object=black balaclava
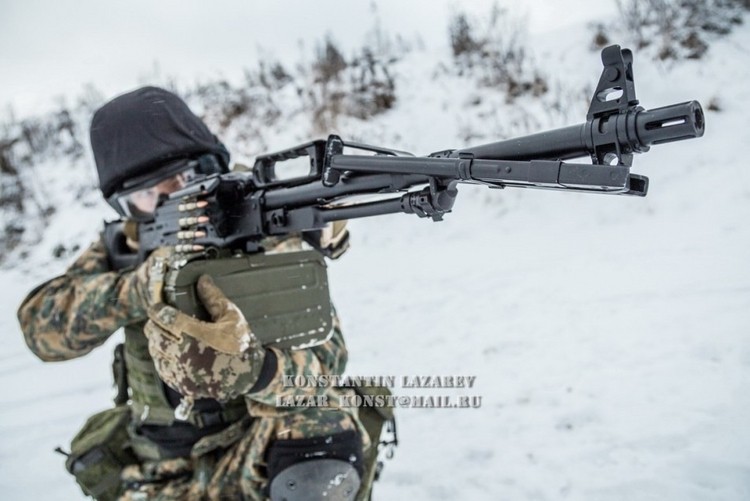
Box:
[90,86,229,199]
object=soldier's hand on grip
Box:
[143,275,266,404]
[146,275,255,355]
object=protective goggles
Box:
[107,155,222,220]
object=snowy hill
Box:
[1,2,749,500]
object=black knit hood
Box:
[90,86,229,198]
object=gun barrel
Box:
[457,124,587,161]
[635,101,705,146]
[457,100,704,162]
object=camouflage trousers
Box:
[119,403,365,501]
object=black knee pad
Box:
[269,459,360,501]
[266,430,363,501]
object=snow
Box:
[1,2,750,500]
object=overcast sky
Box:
[1,0,616,115]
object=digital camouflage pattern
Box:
[18,239,147,361]
[143,274,266,404]
[17,240,176,362]
[120,457,193,500]
[17,233,370,500]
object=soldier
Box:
[17,86,373,500]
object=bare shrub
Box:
[450,13,482,58]
[591,23,611,49]
[447,4,548,102]
[614,0,748,59]
[256,61,293,91]
[0,133,56,261]
[313,37,348,84]
[707,96,722,111]
[346,48,396,118]
[304,28,402,133]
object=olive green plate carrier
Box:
[166,250,334,350]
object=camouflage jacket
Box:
[17,237,368,498]
[18,238,147,361]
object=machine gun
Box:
[137,45,704,349]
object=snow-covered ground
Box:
[1,3,749,500]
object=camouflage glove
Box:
[147,274,255,354]
[144,275,266,415]
[319,220,350,259]
[132,247,175,312]
[298,221,350,259]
